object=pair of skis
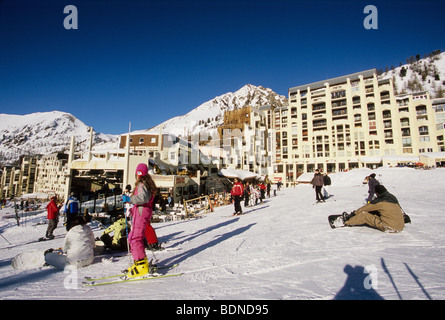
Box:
[83,263,181,286]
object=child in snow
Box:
[100,215,129,252]
[44,216,95,269]
[125,163,157,278]
[122,184,133,217]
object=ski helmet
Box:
[135,163,148,177]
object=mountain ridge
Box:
[2,51,444,165]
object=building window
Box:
[400,118,410,127]
[419,126,429,135]
[402,137,412,147]
[402,128,411,137]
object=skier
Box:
[145,223,161,251]
[311,169,324,203]
[64,192,79,231]
[44,216,95,269]
[100,215,129,252]
[342,185,405,232]
[366,173,380,203]
[125,163,157,278]
[231,178,244,215]
[45,196,59,240]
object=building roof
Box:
[289,69,376,94]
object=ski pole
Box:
[0,233,11,245]
[124,207,132,264]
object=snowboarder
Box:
[64,192,79,231]
[125,163,157,278]
[311,169,324,203]
[366,173,380,203]
[337,185,405,232]
[100,215,129,252]
[45,196,59,240]
[231,178,244,215]
[44,216,95,269]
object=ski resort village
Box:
[1,52,445,301]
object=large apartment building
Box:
[273,69,443,183]
[0,156,39,199]
[33,152,69,200]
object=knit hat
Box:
[375,185,387,194]
[136,163,148,177]
[369,173,376,178]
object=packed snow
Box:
[1,167,444,300]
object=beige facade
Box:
[0,156,39,199]
[273,69,442,184]
[33,153,69,200]
[215,105,274,176]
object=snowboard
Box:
[328,214,345,229]
[11,249,46,270]
[404,213,411,224]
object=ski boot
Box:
[342,211,355,222]
[147,242,162,251]
[125,257,150,279]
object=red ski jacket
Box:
[231,182,244,197]
[46,199,59,220]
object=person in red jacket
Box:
[45,196,60,239]
[259,182,266,203]
[231,178,244,215]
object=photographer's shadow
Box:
[333,264,384,300]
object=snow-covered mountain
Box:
[380,51,445,98]
[0,111,117,165]
[145,84,288,136]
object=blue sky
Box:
[1,0,444,135]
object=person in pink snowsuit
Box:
[128,164,156,264]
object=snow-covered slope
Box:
[146,84,288,136]
[1,167,444,300]
[380,51,445,97]
[0,111,118,164]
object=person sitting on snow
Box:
[44,216,95,269]
[100,215,129,252]
[342,185,405,233]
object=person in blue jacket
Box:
[65,192,79,231]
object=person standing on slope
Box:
[231,178,244,216]
[126,163,157,278]
[311,169,324,203]
[366,173,380,203]
[45,196,60,240]
[64,192,79,231]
